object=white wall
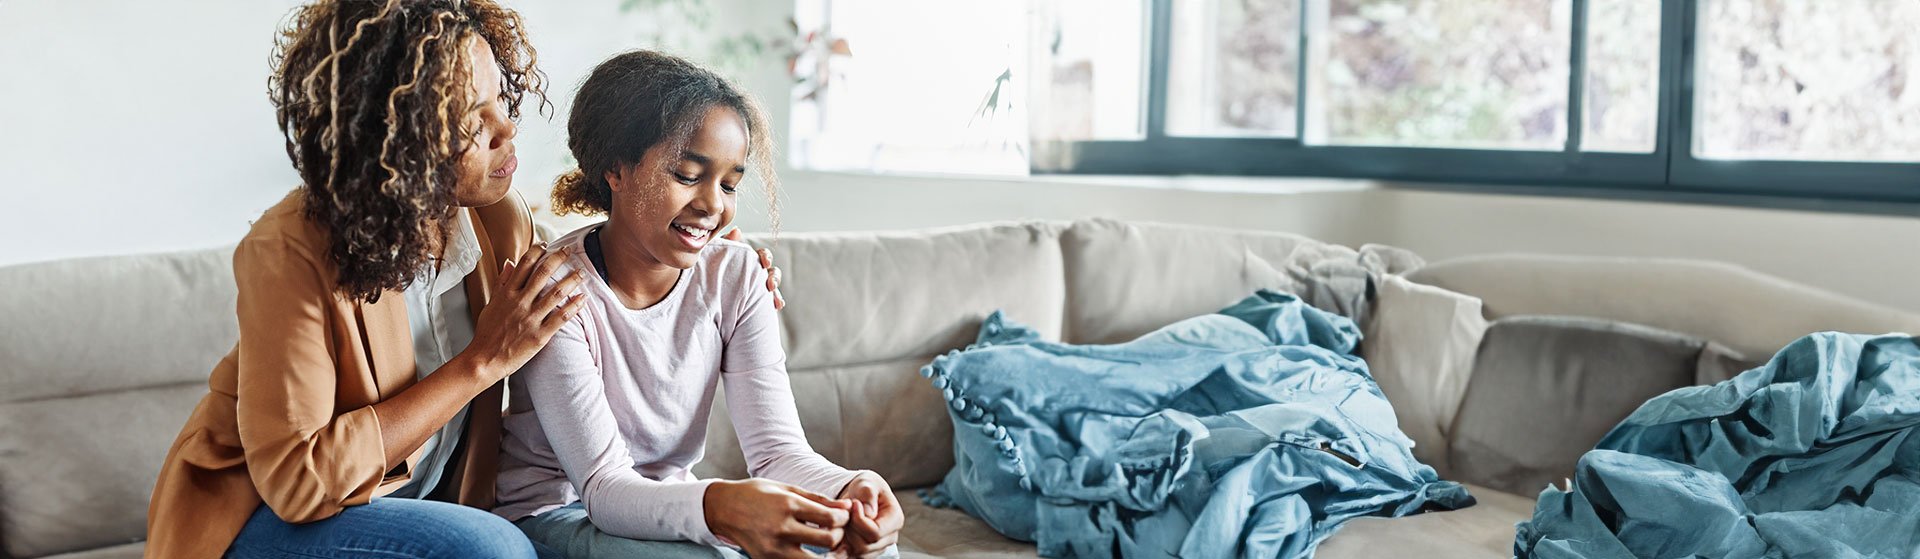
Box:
[4,0,1917,313]
[0,1,304,266]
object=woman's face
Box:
[605,104,749,271]
[452,37,519,207]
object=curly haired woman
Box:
[142,2,782,557]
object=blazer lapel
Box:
[360,291,414,398]
[440,205,508,508]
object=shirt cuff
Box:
[676,479,728,547]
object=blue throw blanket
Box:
[1516,333,1920,558]
[921,290,1473,558]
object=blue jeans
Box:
[227,497,560,559]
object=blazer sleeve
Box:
[231,236,389,523]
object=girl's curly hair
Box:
[549,50,778,234]
[270,0,546,303]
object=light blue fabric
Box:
[921,290,1473,559]
[1515,333,1920,558]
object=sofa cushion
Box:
[1446,316,1747,496]
[1360,275,1488,478]
[1312,483,1536,559]
[1406,254,1920,358]
[37,542,144,559]
[1059,219,1355,345]
[694,356,957,489]
[0,247,237,403]
[748,223,1065,371]
[0,383,204,558]
[893,482,1534,559]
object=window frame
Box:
[1035,0,1920,203]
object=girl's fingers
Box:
[789,496,850,529]
[783,520,841,550]
[844,508,883,542]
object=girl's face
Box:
[452,37,520,207]
[605,104,749,270]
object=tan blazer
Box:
[144,190,532,558]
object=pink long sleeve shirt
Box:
[493,225,860,545]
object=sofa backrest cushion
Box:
[1360,275,1489,478]
[0,247,237,404]
[1059,219,1360,345]
[1446,315,1756,496]
[1407,254,1920,358]
[699,223,1068,488]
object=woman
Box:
[493,51,905,559]
[144,2,783,557]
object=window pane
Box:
[789,0,1028,174]
[1167,0,1300,138]
[1581,0,1660,153]
[1695,0,1920,162]
[1312,0,1572,149]
[1032,0,1148,141]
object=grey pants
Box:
[515,503,748,559]
[514,502,902,559]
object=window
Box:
[787,0,1029,175]
[1693,0,1920,162]
[1311,0,1572,149]
[796,0,1920,201]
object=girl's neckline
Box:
[582,224,690,316]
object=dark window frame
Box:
[1033,0,1920,203]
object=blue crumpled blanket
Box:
[1516,333,1920,558]
[920,290,1474,558]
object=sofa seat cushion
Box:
[38,542,145,559]
[894,483,1532,559]
[0,383,204,558]
[1313,482,1536,559]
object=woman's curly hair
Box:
[549,50,778,233]
[270,0,546,303]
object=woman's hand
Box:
[723,229,784,310]
[834,472,904,558]
[705,479,854,559]
[465,243,586,381]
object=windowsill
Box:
[783,167,1920,218]
[783,167,1384,196]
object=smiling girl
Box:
[492,51,905,559]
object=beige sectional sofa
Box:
[3,218,1916,559]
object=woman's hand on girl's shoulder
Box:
[723,229,784,310]
[464,243,587,381]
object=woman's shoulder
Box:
[697,238,764,283]
[237,189,328,262]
